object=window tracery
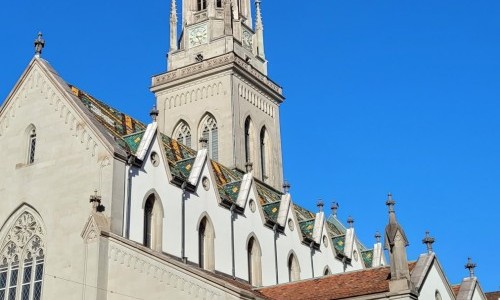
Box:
[174,122,192,148]
[200,115,218,161]
[26,126,37,165]
[0,211,45,300]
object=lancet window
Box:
[144,194,163,251]
[174,121,192,148]
[244,117,254,165]
[288,253,300,282]
[247,237,262,286]
[260,127,270,182]
[200,115,218,161]
[0,211,45,300]
[198,216,215,271]
[27,126,37,165]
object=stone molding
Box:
[152,52,283,96]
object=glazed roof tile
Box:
[361,249,374,268]
[332,235,346,255]
[69,85,355,252]
[258,262,417,300]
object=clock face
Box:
[189,25,208,48]
[242,30,253,50]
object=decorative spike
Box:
[255,0,265,58]
[317,199,324,212]
[283,180,291,194]
[34,32,45,58]
[422,231,435,254]
[347,216,354,228]
[150,105,159,122]
[465,257,477,278]
[245,161,253,173]
[375,231,381,243]
[331,201,339,217]
[169,0,178,51]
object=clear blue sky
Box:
[1,0,499,292]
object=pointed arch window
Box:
[244,117,255,165]
[144,195,163,251]
[201,115,218,161]
[323,266,331,276]
[288,253,300,282]
[260,127,271,182]
[174,121,192,148]
[27,126,37,165]
[0,211,45,300]
[197,0,207,11]
[247,237,262,286]
[198,217,215,271]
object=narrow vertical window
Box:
[288,254,300,282]
[198,216,215,271]
[144,198,153,248]
[8,262,19,300]
[244,117,252,164]
[247,237,262,286]
[28,127,37,164]
[143,195,163,251]
[200,115,218,161]
[260,127,271,182]
[216,0,222,8]
[0,263,7,300]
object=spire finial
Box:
[34,32,45,58]
[283,180,291,194]
[465,257,476,278]
[347,216,354,228]
[386,193,395,212]
[245,161,253,173]
[254,0,265,58]
[89,190,104,212]
[331,201,339,217]
[150,105,159,122]
[317,199,324,212]
[199,137,208,149]
[169,0,178,52]
[422,231,435,254]
[375,231,381,243]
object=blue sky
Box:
[1,0,499,292]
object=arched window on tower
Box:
[244,117,255,166]
[0,209,45,300]
[260,127,271,182]
[173,121,192,148]
[26,125,37,164]
[197,0,207,11]
[288,253,300,282]
[144,194,163,251]
[200,114,218,161]
[247,237,262,286]
[198,216,215,271]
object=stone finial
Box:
[386,193,395,212]
[199,137,208,149]
[347,216,354,228]
[465,257,476,278]
[375,231,381,243]
[422,231,435,254]
[317,199,324,212]
[89,190,104,212]
[331,201,339,217]
[245,161,253,173]
[255,0,265,58]
[283,180,291,194]
[34,32,45,58]
[149,105,159,122]
[169,0,178,51]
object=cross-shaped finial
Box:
[375,231,381,243]
[386,193,395,213]
[245,161,253,173]
[150,105,159,122]
[422,231,435,254]
[317,199,324,212]
[199,137,208,149]
[283,180,291,194]
[331,201,339,217]
[34,32,45,58]
[465,257,476,278]
[89,190,103,212]
[347,216,354,228]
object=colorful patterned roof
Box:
[332,235,346,255]
[68,84,359,257]
[361,250,374,268]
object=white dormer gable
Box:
[135,122,158,161]
[188,148,208,186]
[236,172,253,208]
[277,193,291,227]
[312,211,325,244]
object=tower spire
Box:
[384,194,410,282]
[169,0,178,52]
[255,0,265,58]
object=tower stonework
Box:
[151,0,284,189]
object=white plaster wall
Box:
[418,263,455,300]
[0,61,119,299]
[471,286,487,300]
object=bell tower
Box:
[151,0,284,190]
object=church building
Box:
[0,0,490,299]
